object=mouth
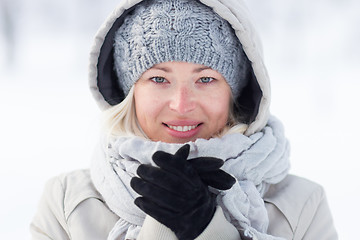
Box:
[163,123,202,132]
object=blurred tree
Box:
[1,0,16,66]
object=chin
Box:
[164,135,211,144]
[163,138,195,144]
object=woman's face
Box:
[134,61,232,143]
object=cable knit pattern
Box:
[113,0,250,98]
[91,116,290,240]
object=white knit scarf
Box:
[91,116,290,240]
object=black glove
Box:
[187,155,236,191]
[130,144,236,240]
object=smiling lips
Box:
[167,124,199,132]
[163,122,202,138]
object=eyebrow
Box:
[193,66,211,73]
[152,66,172,72]
[151,66,212,73]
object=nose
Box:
[169,85,196,115]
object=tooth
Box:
[168,125,198,132]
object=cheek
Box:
[212,103,230,125]
[208,90,231,119]
[134,87,149,127]
[134,87,163,126]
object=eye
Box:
[198,77,215,83]
[150,76,167,83]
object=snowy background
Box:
[1,0,359,238]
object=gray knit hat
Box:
[113,0,250,98]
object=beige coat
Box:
[30,169,337,240]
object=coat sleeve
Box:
[294,186,338,240]
[30,177,71,240]
[137,206,240,240]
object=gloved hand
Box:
[130,144,236,240]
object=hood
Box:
[88,0,271,135]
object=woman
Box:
[31,0,338,239]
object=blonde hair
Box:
[102,86,248,139]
